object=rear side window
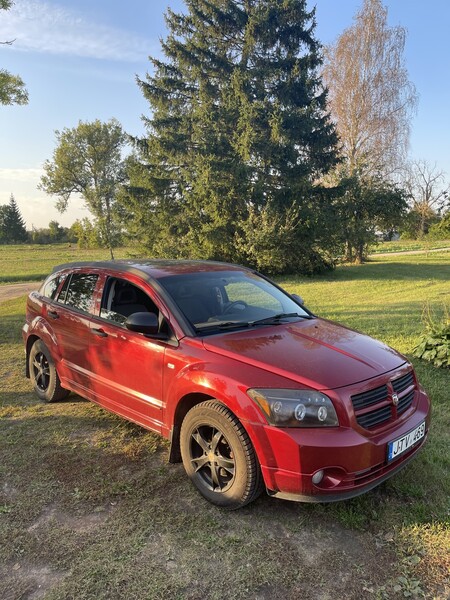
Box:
[42,274,63,300]
[59,273,99,313]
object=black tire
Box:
[29,340,69,403]
[180,401,264,509]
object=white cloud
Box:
[0,1,154,62]
[0,167,44,182]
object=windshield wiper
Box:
[195,321,250,332]
[250,312,312,326]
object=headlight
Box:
[247,388,339,428]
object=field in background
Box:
[1,241,449,283]
[0,245,133,283]
[370,239,450,254]
[0,247,449,599]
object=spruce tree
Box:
[0,194,28,243]
[127,0,339,273]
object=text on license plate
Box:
[387,421,426,462]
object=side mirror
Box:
[291,293,304,305]
[125,312,159,335]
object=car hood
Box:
[202,318,406,390]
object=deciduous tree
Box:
[335,177,407,262]
[404,160,449,237]
[40,119,127,259]
[322,0,417,179]
[321,0,416,262]
[1,1,28,105]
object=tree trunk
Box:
[355,241,365,264]
[344,240,353,263]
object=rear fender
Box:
[25,317,62,374]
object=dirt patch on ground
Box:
[0,563,70,600]
[27,503,114,534]
[0,282,40,303]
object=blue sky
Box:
[0,0,449,229]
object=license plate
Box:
[387,421,426,462]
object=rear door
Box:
[51,271,100,394]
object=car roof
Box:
[51,259,251,280]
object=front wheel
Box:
[180,401,264,509]
[29,340,69,402]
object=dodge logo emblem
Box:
[392,393,399,406]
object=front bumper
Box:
[248,388,430,502]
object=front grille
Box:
[397,389,414,414]
[392,371,414,394]
[351,369,417,430]
[356,405,392,429]
[351,384,388,410]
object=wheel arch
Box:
[168,391,216,463]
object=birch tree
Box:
[323,0,417,179]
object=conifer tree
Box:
[0,194,28,243]
[126,0,339,273]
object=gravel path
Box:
[0,282,40,302]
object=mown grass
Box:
[0,244,134,283]
[369,239,450,254]
[0,250,449,599]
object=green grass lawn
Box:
[0,250,449,599]
[370,239,450,254]
[0,244,134,283]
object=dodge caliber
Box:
[23,260,430,508]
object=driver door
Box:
[87,275,167,433]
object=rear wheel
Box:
[180,401,264,509]
[29,340,69,402]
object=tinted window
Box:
[99,277,158,325]
[42,274,63,300]
[160,270,308,328]
[63,273,99,313]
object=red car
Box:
[23,260,430,508]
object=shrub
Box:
[414,304,450,368]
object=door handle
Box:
[92,328,108,337]
[48,310,59,319]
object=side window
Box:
[42,274,63,300]
[60,273,99,313]
[99,278,158,325]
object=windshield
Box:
[158,270,310,333]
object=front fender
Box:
[164,356,285,470]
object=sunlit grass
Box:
[370,239,450,254]
[0,244,134,283]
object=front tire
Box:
[29,340,69,402]
[180,401,264,509]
